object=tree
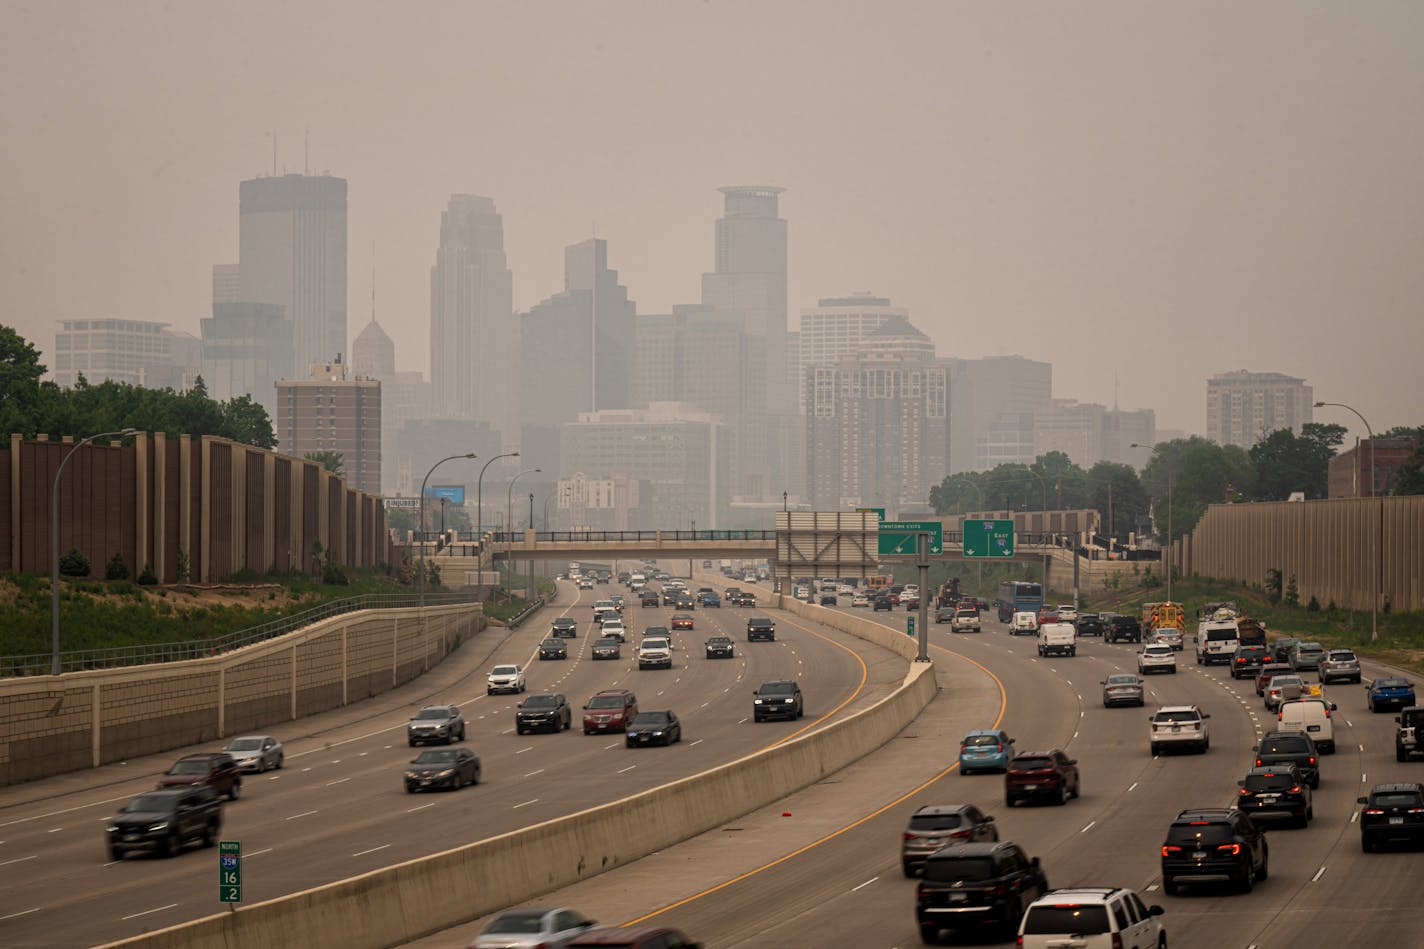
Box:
[0,324,47,434]
[305,451,345,475]
[1085,461,1148,542]
[1141,437,1255,541]
[1248,423,1346,500]
[221,395,277,450]
[1383,426,1424,496]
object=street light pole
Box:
[476,451,519,540]
[506,468,541,599]
[1316,401,1380,641]
[51,428,139,675]
[419,452,476,607]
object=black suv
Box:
[753,680,803,721]
[107,786,222,860]
[1236,764,1313,827]
[1160,808,1268,894]
[1074,613,1104,637]
[915,841,1048,942]
[705,636,735,659]
[551,617,578,638]
[1230,645,1269,679]
[1254,731,1319,789]
[1105,615,1142,643]
[1358,782,1424,851]
[516,693,572,734]
[747,617,776,642]
[639,590,659,607]
[538,637,568,660]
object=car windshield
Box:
[123,794,177,813]
[631,712,669,726]
[1154,710,1200,723]
[1298,643,1322,652]
[1270,677,1302,688]
[588,695,626,709]
[759,682,797,695]
[924,856,997,883]
[1260,737,1309,754]
[1402,710,1424,727]
[1327,650,1356,661]
[485,910,546,934]
[491,665,519,676]
[1372,792,1424,807]
[1144,646,1172,656]
[1245,772,1296,790]
[642,639,668,649]
[645,627,669,636]
[909,813,965,831]
[708,637,730,645]
[1106,675,1139,686]
[1022,905,1110,935]
[1377,678,1410,688]
[595,637,618,646]
[414,708,450,720]
[541,639,563,648]
[225,738,262,751]
[413,750,458,764]
[1207,629,1238,641]
[167,760,211,774]
[523,695,559,708]
[1012,757,1053,770]
[1167,822,1233,845]
[964,734,1001,746]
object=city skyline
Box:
[3,2,1422,442]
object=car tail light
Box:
[1217,843,1242,855]
[1162,845,1182,856]
[916,884,929,899]
[1112,936,1123,949]
[1409,808,1424,814]
[1255,758,1264,766]
[949,829,973,840]
[1290,786,1302,793]
[1308,756,1316,765]
[1364,808,1384,815]
[1238,787,1251,796]
[985,884,1007,896]
[903,832,919,841]
[995,743,1004,752]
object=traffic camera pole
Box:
[916,532,931,662]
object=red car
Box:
[1005,749,1080,806]
[670,614,694,630]
[157,752,243,801]
[583,689,638,735]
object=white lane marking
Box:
[121,903,178,921]
[285,809,318,820]
[0,791,139,829]
[1311,866,1327,883]
[514,746,534,755]
[406,802,437,813]
[524,769,545,778]
[604,742,621,749]
[0,907,41,921]
[617,765,636,774]
[246,847,273,857]
[268,775,281,780]
[690,739,704,747]
[0,854,38,867]
[1359,744,1365,752]
[1127,782,1138,792]
[352,844,390,857]
[325,777,350,787]
[512,799,539,809]
[1350,811,1360,823]
[1145,884,1159,892]
[851,876,879,892]
[1346,721,1353,727]
[46,828,63,833]
[301,767,313,773]
[1363,773,1368,783]
[738,718,749,724]
[1081,821,1096,833]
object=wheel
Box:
[1071,779,1081,799]
[162,831,180,858]
[563,716,571,731]
[516,727,525,736]
[451,773,463,790]
[108,845,123,861]
[1399,745,1408,762]
[1159,934,1168,949]
[459,725,467,740]
[1151,743,1160,756]
[626,740,636,748]
[1006,794,1017,807]
[1309,774,1320,789]
[408,739,417,747]
[1257,847,1269,880]
[1362,835,1376,853]
[256,758,266,774]
[405,785,415,794]
[919,923,940,944]
[1238,860,1255,893]
[903,862,917,879]
[584,728,593,735]
[1162,876,1179,896]
[275,754,284,770]
[1057,784,1070,805]
[228,782,240,802]
[1201,737,1210,753]
[470,766,480,785]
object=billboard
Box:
[426,485,466,505]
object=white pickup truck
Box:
[637,637,672,670]
[1037,622,1077,658]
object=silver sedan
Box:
[469,907,598,948]
[222,735,284,772]
[1102,673,1146,708]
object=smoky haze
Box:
[1,0,1422,439]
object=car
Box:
[1018,887,1166,949]
[404,747,481,792]
[106,786,222,859]
[599,618,627,641]
[487,664,526,695]
[794,585,812,601]
[662,589,680,606]
[591,600,618,623]
[1230,644,1269,679]
[1264,674,1305,711]
[608,594,625,611]
[1105,614,1142,643]
[901,594,919,610]
[752,680,804,721]
[1137,643,1177,675]
[852,592,870,608]
[1074,613,1104,637]
[591,635,622,660]
[1236,763,1313,827]
[157,752,242,800]
[637,636,673,670]
[1271,637,1300,664]
[1367,676,1416,712]
[516,693,572,733]
[1160,808,1268,894]
[638,591,659,607]
[1318,648,1361,684]
[950,605,981,633]
[1276,697,1337,753]
[565,926,701,949]
[550,617,578,639]
[1396,706,1424,761]
[538,637,568,660]
[577,577,594,589]
[1150,627,1184,651]
[704,636,734,659]
[746,616,776,642]
[1358,782,1424,851]
[933,605,954,624]
[1101,672,1146,708]
[819,592,838,606]
[1055,605,1078,623]
[872,595,893,611]
[958,728,1015,773]
[1290,641,1325,671]
[700,592,722,608]
[915,841,1048,943]
[1005,749,1080,806]
[642,624,672,644]
[1149,705,1210,754]
[1009,611,1039,636]
[673,594,696,611]
[1255,661,1293,696]
[900,803,998,877]
[469,907,599,949]
[670,613,694,631]
[1036,607,1059,625]
[1255,731,1319,788]
[626,710,681,747]
[222,735,284,773]
[583,689,638,735]
[408,705,467,746]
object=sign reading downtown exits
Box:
[877,520,943,556]
[219,840,241,903]
[963,519,1015,558]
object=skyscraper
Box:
[430,195,515,437]
[54,318,202,391]
[238,174,348,372]
[797,292,908,412]
[948,355,1053,472]
[200,302,293,418]
[275,358,382,494]
[1206,370,1313,449]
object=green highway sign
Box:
[855,507,886,521]
[219,840,241,903]
[963,519,1015,558]
[906,615,916,637]
[878,520,943,556]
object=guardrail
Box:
[0,591,481,678]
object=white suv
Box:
[486,664,526,695]
[1149,705,1211,754]
[1018,887,1166,949]
[1138,643,1177,675]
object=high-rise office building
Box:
[1206,370,1313,449]
[238,174,348,372]
[275,359,382,494]
[200,302,293,417]
[806,317,951,513]
[797,292,908,412]
[212,264,241,306]
[430,195,515,437]
[948,355,1053,472]
[53,318,202,391]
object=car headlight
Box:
[106,824,120,832]
[627,731,637,737]
[784,698,795,704]
[405,771,420,779]
[438,769,455,778]
[754,699,764,704]
[652,731,663,736]
[149,822,169,832]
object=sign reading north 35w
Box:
[878,521,943,556]
[963,519,1015,558]
[219,840,241,903]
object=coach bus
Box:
[996,580,1044,622]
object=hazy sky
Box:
[3,1,1422,440]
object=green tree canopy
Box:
[1382,425,1424,496]
[1141,437,1255,541]
[1248,423,1346,501]
[305,450,345,475]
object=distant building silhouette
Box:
[948,355,1053,472]
[212,264,241,306]
[276,358,381,494]
[1033,399,1156,470]
[797,292,907,413]
[201,302,293,418]
[1206,369,1313,449]
[53,318,201,391]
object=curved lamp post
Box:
[1315,401,1380,641]
[420,452,476,606]
[52,428,139,675]
[505,468,541,544]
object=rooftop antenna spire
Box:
[370,240,376,325]
[304,128,309,175]
[1113,370,1120,410]
[271,132,277,176]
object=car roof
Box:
[926,841,1012,858]
[1157,705,1200,713]
[1011,749,1061,758]
[1173,807,1235,822]
[1032,887,1129,903]
[964,728,1005,736]
[1368,782,1424,794]
[176,752,226,761]
[912,803,973,817]
[1247,763,1299,776]
[592,688,633,698]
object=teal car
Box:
[959,729,1015,774]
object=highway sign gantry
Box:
[878,521,943,556]
[963,519,1015,558]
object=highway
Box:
[0,574,905,948]
[409,594,1424,948]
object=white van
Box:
[1037,622,1077,658]
[1194,619,1240,665]
[1010,611,1039,636]
[1277,697,1337,753]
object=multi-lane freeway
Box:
[0,574,907,948]
[408,578,1424,948]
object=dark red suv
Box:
[583,689,638,735]
[1005,749,1080,807]
[157,752,242,801]
[567,926,701,948]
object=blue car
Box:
[700,593,722,608]
[958,729,1016,774]
[1367,677,1416,713]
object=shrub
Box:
[59,548,91,578]
[1307,595,1320,612]
[1284,575,1300,608]
[1265,568,1283,605]
[105,553,130,581]
[176,548,190,582]
[137,563,158,585]
[321,562,350,585]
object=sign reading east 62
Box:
[962,519,1015,558]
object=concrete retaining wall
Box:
[99,603,937,949]
[0,604,483,786]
